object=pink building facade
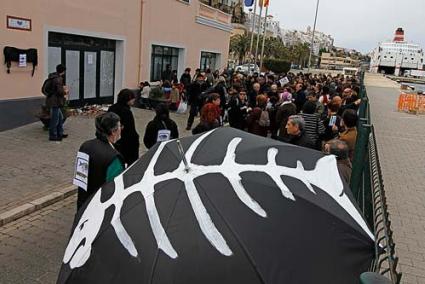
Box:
[0,0,231,130]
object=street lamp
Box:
[308,0,320,72]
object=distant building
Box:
[370,28,424,75]
[245,11,282,38]
[320,53,360,70]
[281,27,334,55]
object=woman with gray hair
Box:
[74,112,125,209]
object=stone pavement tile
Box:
[0,109,192,216]
[0,195,78,284]
[366,74,425,280]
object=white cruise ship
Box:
[370,28,424,75]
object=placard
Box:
[18,54,27,67]
[73,152,90,191]
[7,16,32,31]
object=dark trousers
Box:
[186,104,199,128]
[49,107,64,139]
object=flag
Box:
[244,0,254,6]
[258,0,269,7]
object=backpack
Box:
[41,77,56,97]
[258,110,270,127]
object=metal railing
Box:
[351,72,402,283]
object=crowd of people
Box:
[69,66,363,208]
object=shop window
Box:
[150,45,179,82]
[200,51,218,72]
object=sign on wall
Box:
[7,16,32,31]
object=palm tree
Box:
[229,34,251,64]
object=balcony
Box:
[196,2,233,32]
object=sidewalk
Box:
[0,108,192,221]
[365,73,425,284]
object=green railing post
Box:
[350,123,371,205]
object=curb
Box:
[0,185,77,227]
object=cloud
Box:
[259,0,425,53]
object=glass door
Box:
[84,51,97,99]
[65,50,80,101]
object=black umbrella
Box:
[58,127,374,284]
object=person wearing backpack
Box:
[43,64,68,141]
[246,94,269,137]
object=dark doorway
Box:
[48,32,116,107]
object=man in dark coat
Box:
[278,115,315,150]
[108,89,140,165]
[228,91,249,130]
[294,83,306,113]
[144,103,179,149]
[186,74,208,130]
[180,68,192,93]
[46,64,68,141]
[161,64,172,82]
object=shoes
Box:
[62,134,69,138]
[49,137,62,141]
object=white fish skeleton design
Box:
[63,130,374,269]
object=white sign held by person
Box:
[279,77,289,86]
[73,152,90,191]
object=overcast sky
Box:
[260,0,425,53]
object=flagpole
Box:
[308,0,320,72]
[248,0,258,63]
[254,2,263,67]
[259,5,269,71]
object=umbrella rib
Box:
[148,183,185,284]
[196,182,267,284]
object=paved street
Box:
[365,73,425,284]
[0,195,76,284]
[0,108,192,215]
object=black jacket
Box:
[143,118,179,149]
[228,96,248,130]
[180,73,192,90]
[45,72,66,108]
[278,131,316,150]
[77,138,124,209]
[192,121,219,135]
[188,81,208,106]
[108,103,140,165]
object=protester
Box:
[339,109,358,161]
[139,81,152,109]
[321,102,342,143]
[228,89,249,130]
[276,92,297,139]
[45,64,68,141]
[161,64,172,82]
[324,139,352,184]
[186,74,208,130]
[180,68,192,93]
[108,89,140,166]
[192,102,220,135]
[246,94,269,137]
[301,101,325,150]
[143,103,179,149]
[293,83,307,113]
[75,112,125,209]
[279,115,315,149]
